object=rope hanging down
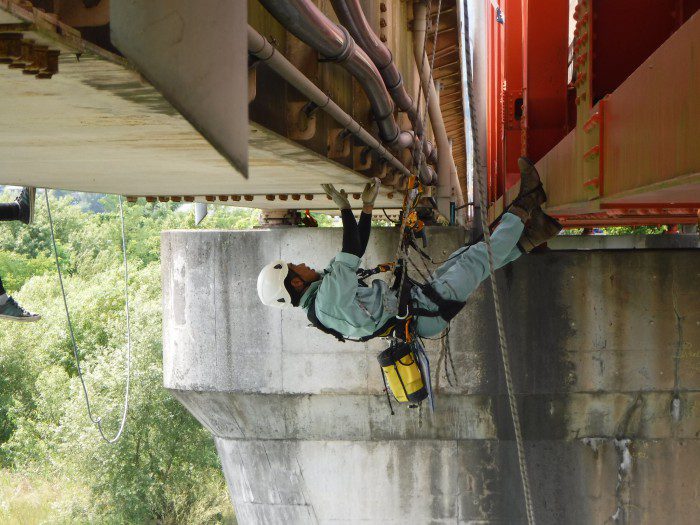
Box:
[393,0,443,271]
[463,4,535,524]
[45,191,133,445]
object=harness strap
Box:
[306,262,466,342]
[395,261,466,322]
[306,295,346,342]
[306,294,397,343]
[414,282,466,322]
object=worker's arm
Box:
[358,211,371,256]
[323,178,380,258]
[321,184,363,258]
[358,178,380,256]
[315,251,366,329]
[340,209,363,257]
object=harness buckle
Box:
[396,305,410,320]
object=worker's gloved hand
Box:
[322,184,351,210]
[361,177,381,207]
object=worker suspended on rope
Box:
[257,158,562,341]
[0,187,41,322]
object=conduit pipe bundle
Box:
[330,0,437,166]
[258,0,435,185]
[248,26,412,180]
[258,0,405,147]
[413,2,463,213]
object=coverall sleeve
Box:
[358,211,372,257]
[315,252,362,316]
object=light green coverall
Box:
[301,212,524,339]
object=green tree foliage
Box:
[0,190,260,523]
[562,225,669,236]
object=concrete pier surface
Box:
[161,228,699,524]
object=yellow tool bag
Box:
[377,341,429,406]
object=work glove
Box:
[361,177,381,207]
[321,184,351,210]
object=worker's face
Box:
[288,263,321,292]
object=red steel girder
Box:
[521,0,569,164]
[591,0,699,105]
[536,9,700,226]
[487,0,569,207]
[559,217,699,227]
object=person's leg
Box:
[431,212,524,297]
[413,311,449,337]
[413,212,524,336]
[432,212,526,279]
[0,187,35,224]
[431,245,469,278]
[501,244,523,267]
[0,202,19,221]
[0,272,40,322]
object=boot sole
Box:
[0,313,41,322]
[18,187,35,225]
[517,211,562,253]
[543,211,563,233]
[517,157,542,182]
[511,184,547,212]
[517,156,537,173]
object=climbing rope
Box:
[463,4,535,524]
[45,190,132,444]
[392,0,443,281]
[488,0,505,24]
[380,14,534,521]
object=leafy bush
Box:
[0,191,248,523]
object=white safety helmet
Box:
[257,260,293,309]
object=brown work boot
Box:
[509,157,547,220]
[518,207,563,253]
[517,157,546,204]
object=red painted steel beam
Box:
[488,1,699,227]
[535,9,700,226]
[601,202,700,210]
[521,0,569,163]
[602,13,700,198]
[558,216,699,227]
[486,6,501,203]
[592,0,699,104]
[554,205,700,227]
[502,0,524,191]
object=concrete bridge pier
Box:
[161,228,700,524]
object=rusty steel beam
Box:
[247,26,411,180]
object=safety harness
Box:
[304,260,466,344]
